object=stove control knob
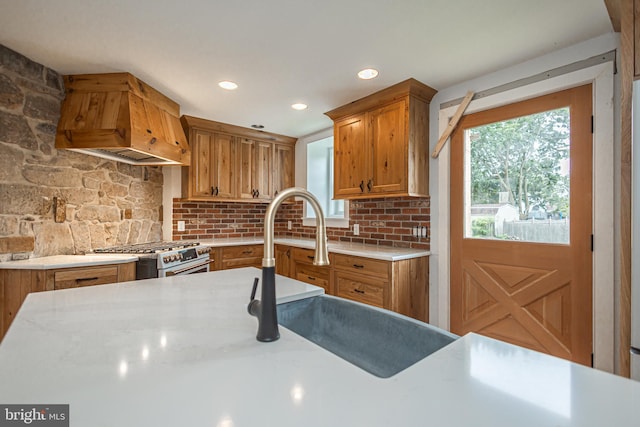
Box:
[163,256,171,264]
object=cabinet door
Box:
[273,144,294,196]
[191,130,215,197]
[237,138,255,199]
[333,114,370,198]
[274,245,292,277]
[369,99,407,194]
[212,133,236,199]
[253,141,273,200]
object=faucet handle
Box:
[250,277,259,301]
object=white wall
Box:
[428,32,620,372]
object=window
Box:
[304,135,348,226]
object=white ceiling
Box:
[0,0,613,139]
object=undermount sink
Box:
[277,295,458,378]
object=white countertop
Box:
[0,254,138,269]
[202,237,430,261]
[0,267,637,426]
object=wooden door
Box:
[370,99,407,195]
[212,133,236,198]
[450,85,593,365]
[273,144,294,196]
[333,113,369,198]
[237,138,255,199]
[253,141,273,200]
[191,130,214,197]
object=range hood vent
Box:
[55,73,191,166]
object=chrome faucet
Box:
[248,187,329,342]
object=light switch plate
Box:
[353,224,359,236]
[177,220,185,232]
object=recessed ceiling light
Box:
[357,68,379,80]
[291,103,308,110]
[218,81,238,90]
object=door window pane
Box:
[464,107,570,244]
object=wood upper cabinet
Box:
[334,114,369,198]
[273,144,295,196]
[326,78,436,199]
[237,139,273,201]
[188,130,236,199]
[181,116,295,202]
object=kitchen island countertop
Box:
[0,267,638,426]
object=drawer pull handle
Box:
[307,255,314,261]
[354,288,365,294]
[76,277,98,282]
[307,276,316,281]
[359,180,365,192]
[352,264,365,269]
[242,251,253,255]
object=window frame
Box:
[296,128,349,228]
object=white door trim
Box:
[434,62,615,372]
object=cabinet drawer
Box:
[222,257,262,270]
[54,265,119,290]
[295,264,330,292]
[332,253,389,277]
[291,247,318,264]
[334,271,388,308]
[221,245,264,260]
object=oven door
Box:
[159,258,210,278]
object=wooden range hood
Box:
[55,73,191,166]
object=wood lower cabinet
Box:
[207,243,429,322]
[292,247,331,293]
[333,254,390,308]
[332,253,429,322]
[216,245,263,270]
[275,244,292,277]
[0,261,135,341]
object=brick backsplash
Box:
[173,196,430,250]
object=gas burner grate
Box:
[93,241,200,254]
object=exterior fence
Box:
[502,219,569,244]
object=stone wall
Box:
[0,45,163,260]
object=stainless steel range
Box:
[93,241,212,279]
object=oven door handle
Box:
[170,259,210,275]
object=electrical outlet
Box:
[288,220,292,230]
[413,226,419,237]
[421,226,427,238]
[177,220,185,232]
[353,223,360,236]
